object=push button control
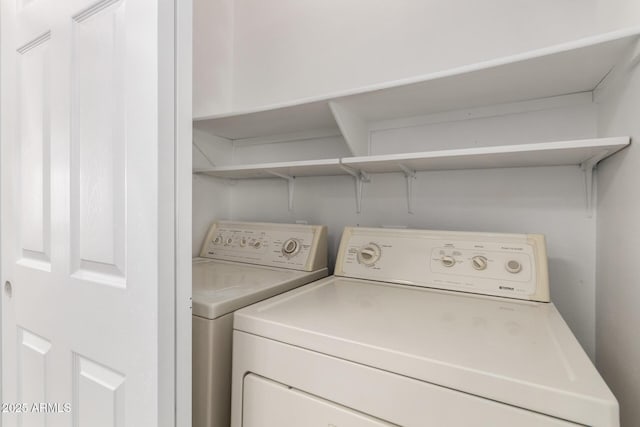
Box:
[506,260,522,274]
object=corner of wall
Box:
[595,35,640,427]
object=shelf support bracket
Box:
[399,164,417,214]
[581,162,595,218]
[580,160,596,218]
[340,164,370,213]
[267,171,295,212]
[580,149,610,218]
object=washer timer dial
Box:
[281,238,301,258]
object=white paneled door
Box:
[1,0,177,425]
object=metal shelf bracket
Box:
[340,164,371,213]
[580,161,596,218]
[267,171,295,211]
[398,164,417,214]
[580,150,609,218]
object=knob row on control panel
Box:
[440,255,522,274]
[336,227,547,302]
[213,235,263,248]
[356,244,524,275]
[212,234,307,259]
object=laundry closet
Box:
[190,1,640,426]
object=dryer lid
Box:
[234,277,618,427]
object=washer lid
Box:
[234,277,618,427]
[192,259,326,320]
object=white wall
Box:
[370,96,597,154]
[596,0,640,32]
[595,41,640,427]
[594,3,640,426]
[231,0,596,109]
[193,0,233,117]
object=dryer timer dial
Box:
[357,243,382,266]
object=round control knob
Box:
[281,238,300,257]
[471,255,488,271]
[253,240,262,249]
[225,237,234,245]
[441,255,456,268]
[357,243,381,266]
[506,259,522,274]
[213,235,223,245]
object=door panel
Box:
[18,32,51,271]
[18,328,51,427]
[74,354,125,427]
[70,0,126,285]
[1,0,174,424]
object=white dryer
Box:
[193,221,328,427]
[231,226,618,427]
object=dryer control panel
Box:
[200,221,328,272]
[335,227,549,302]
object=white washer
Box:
[231,227,618,427]
[193,221,328,427]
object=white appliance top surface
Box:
[192,258,326,320]
[235,277,618,427]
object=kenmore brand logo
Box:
[499,285,515,291]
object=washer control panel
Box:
[335,227,549,302]
[200,221,328,271]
